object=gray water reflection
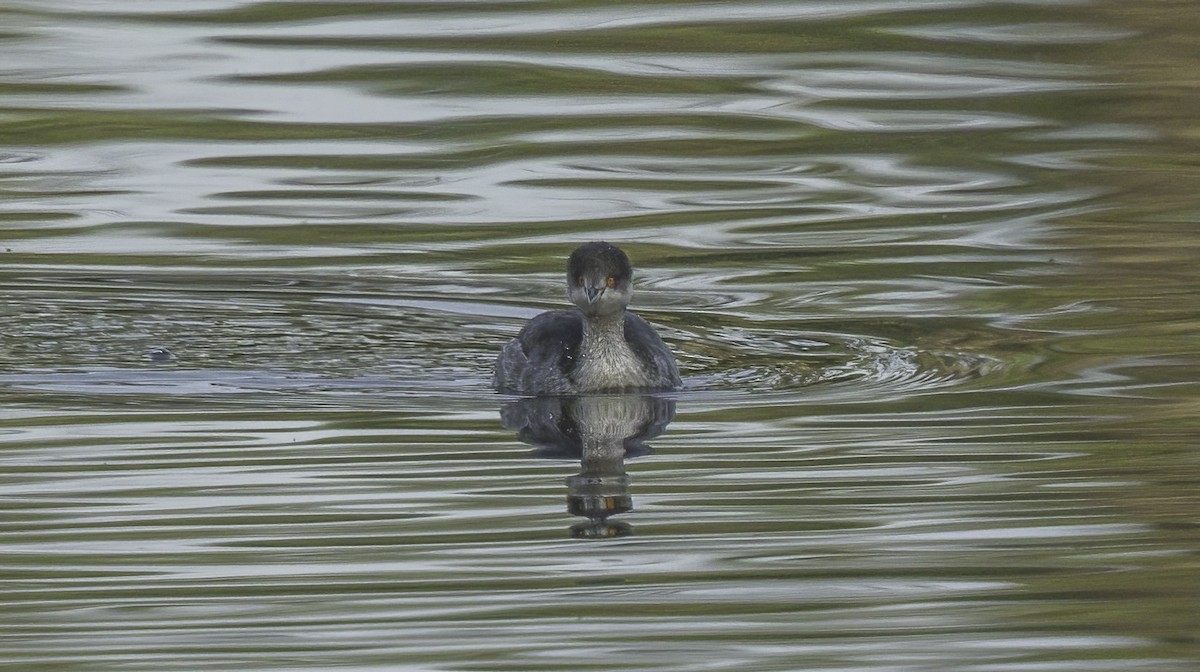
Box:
[2,0,1199,670]
[502,394,676,538]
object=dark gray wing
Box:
[623,312,682,390]
[492,310,583,394]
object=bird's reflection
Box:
[500,394,675,539]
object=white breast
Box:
[574,336,651,391]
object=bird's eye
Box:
[575,275,584,286]
[606,276,617,288]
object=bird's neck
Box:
[575,310,649,391]
[581,311,625,344]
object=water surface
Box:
[1,1,1198,670]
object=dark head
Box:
[566,242,633,318]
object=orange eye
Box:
[575,275,584,286]
[605,276,617,288]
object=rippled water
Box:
[2,1,1198,670]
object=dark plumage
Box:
[493,242,681,395]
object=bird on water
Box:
[493,242,681,395]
